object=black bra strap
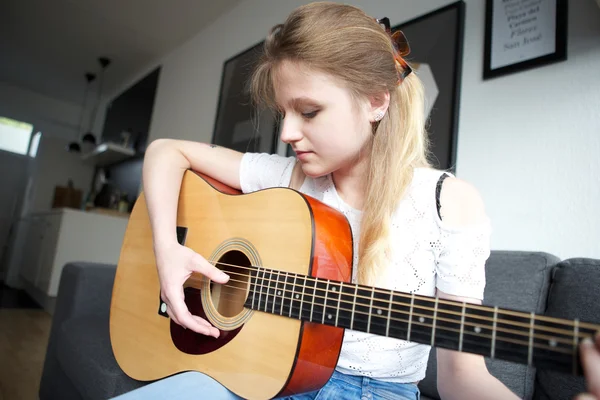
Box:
[436,173,450,220]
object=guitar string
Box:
[198,265,599,338]
[192,287,573,361]
[207,274,589,347]
[205,259,597,330]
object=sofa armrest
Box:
[40,262,118,400]
[52,262,117,333]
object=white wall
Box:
[130,0,600,260]
[0,81,107,142]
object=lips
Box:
[295,150,313,160]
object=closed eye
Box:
[302,110,319,119]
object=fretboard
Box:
[243,266,598,376]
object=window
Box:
[29,131,42,157]
[0,116,34,156]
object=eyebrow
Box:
[278,96,322,110]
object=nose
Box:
[279,117,303,144]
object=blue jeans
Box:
[111,370,420,400]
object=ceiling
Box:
[0,0,241,106]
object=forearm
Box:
[142,139,190,250]
[438,368,519,400]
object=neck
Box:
[243,267,596,376]
[331,153,370,210]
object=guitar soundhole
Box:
[210,250,251,318]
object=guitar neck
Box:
[243,266,598,376]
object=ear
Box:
[367,90,391,122]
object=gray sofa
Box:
[39,252,600,400]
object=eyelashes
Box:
[302,110,319,119]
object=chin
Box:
[299,161,333,179]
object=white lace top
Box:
[239,152,491,383]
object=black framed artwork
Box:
[211,41,280,154]
[483,0,568,80]
[392,1,465,171]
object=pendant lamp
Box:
[67,72,96,153]
[83,56,112,148]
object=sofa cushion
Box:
[418,251,558,400]
[56,315,147,399]
[533,258,600,400]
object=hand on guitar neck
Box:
[578,333,600,400]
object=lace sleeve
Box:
[239,152,296,193]
[434,218,491,300]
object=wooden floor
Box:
[0,286,52,400]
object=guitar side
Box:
[109,171,353,399]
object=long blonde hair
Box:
[250,2,431,285]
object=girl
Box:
[114,2,598,399]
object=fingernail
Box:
[581,337,593,347]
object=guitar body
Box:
[110,171,353,399]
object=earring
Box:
[374,110,385,122]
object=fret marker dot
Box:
[327,314,332,320]
[160,303,167,313]
[377,309,382,315]
[549,339,557,347]
[419,317,425,323]
[295,294,300,299]
[332,287,337,292]
[474,326,482,333]
[277,291,282,296]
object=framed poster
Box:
[211,41,280,154]
[483,0,568,79]
[392,1,465,171]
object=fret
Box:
[351,285,358,330]
[386,291,393,337]
[434,299,463,352]
[289,273,297,318]
[280,271,295,317]
[369,288,393,337]
[407,293,414,342]
[459,303,466,352]
[335,282,343,327]
[278,271,288,315]
[532,315,581,374]
[321,280,330,324]
[367,288,375,334]
[461,305,495,357]
[528,312,535,366]
[312,279,328,323]
[386,292,413,341]
[257,267,267,311]
[339,284,357,329]
[322,281,341,327]
[573,319,579,375]
[268,269,277,314]
[489,309,532,364]
[431,297,439,346]
[304,277,316,321]
[249,266,260,309]
[351,286,373,333]
[397,296,436,345]
[491,306,498,358]
[298,275,307,320]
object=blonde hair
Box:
[250,2,431,286]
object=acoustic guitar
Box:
[109,171,599,400]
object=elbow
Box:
[145,138,176,154]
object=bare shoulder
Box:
[438,176,487,226]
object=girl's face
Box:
[273,60,377,178]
